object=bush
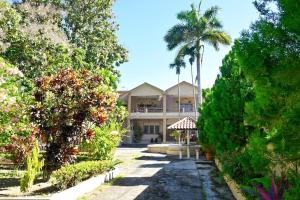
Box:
[32,68,117,172]
[84,123,125,161]
[51,160,119,190]
[20,139,44,192]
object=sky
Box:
[113,0,260,91]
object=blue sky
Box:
[113,0,260,91]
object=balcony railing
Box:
[132,107,163,113]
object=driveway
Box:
[82,147,233,200]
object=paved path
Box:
[83,147,234,200]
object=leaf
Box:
[256,185,272,200]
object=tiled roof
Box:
[167,117,197,130]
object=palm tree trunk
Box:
[178,74,181,120]
[190,63,197,119]
[196,52,202,106]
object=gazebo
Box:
[167,116,200,159]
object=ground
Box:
[81,146,234,200]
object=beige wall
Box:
[166,82,197,97]
[132,119,163,143]
[166,96,195,112]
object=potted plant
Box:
[201,143,214,161]
[170,130,182,144]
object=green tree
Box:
[164,1,231,106]
[236,0,300,162]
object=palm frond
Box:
[201,30,231,50]
[203,6,220,20]
[164,24,189,50]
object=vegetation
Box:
[83,123,126,161]
[197,0,300,199]
[0,0,127,193]
[51,160,119,190]
[164,0,231,105]
[20,139,44,192]
[170,130,181,144]
[133,122,143,143]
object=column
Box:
[127,93,132,143]
[163,118,166,143]
[163,94,167,143]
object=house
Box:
[118,81,199,144]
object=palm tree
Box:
[169,58,186,119]
[164,1,231,107]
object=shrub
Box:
[133,122,142,143]
[20,139,44,192]
[32,68,117,173]
[170,130,181,143]
[84,123,125,161]
[0,57,32,146]
[51,160,119,190]
[2,129,39,167]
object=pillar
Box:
[163,118,166,143]
[127,93,132,143]
[163,94,167,143]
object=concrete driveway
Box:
[82,147,233,200]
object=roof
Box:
[165,81,197,92]
[167,117,197,130]
[130,82,164,94]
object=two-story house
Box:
[119,81,199,144]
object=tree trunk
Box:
[190,63,197,119]
[196,52,202,106]
[178,74,181,120]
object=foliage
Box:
[197,49,252,156]
[84,122,126,161]
[244,175,289,200]
[197,0,300,198]
[51,160,118,190]
[32,68,117,172]
[10,0,128,79]
[20,139,44,192]
[1,128,38,167]
[0,57,32,146]
[170,130,181,143]
[284,170,300,199]
[236,0,300,162]
[58,0,128,73]
[164,1,231,104]
[133,122,142,143]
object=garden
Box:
[0,0,128,197]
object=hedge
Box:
[51,160,119,190]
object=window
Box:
[144,125,159,134]
[149,125,154,134]
[180,104,193,112]
[144,125,149,133]
[155,125,160,133]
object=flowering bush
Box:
[32,68,117,173]
[0,57,32,146]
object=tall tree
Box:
[169,58,185,118]
[164,1,231,107]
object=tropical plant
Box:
[133,122,143,143]
[164,0,231,106]
[32,68,117,173]
[1,128,39,167]
[244,175,289,200]
[84,122,126,161]
[20,139,44,192]
[170,130,181,144]
[0,57,32,146]
[169,58,185,116]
